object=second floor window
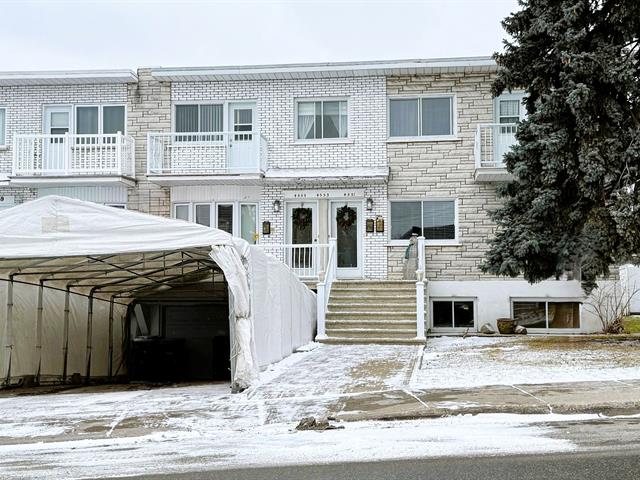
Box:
[175,104,223,138]
[389,96,454,139]
[0,107,6,147]
[297,100,347,140]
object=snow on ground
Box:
[0,408,592,480]
[412,336,640,389]
[1,338,640,478]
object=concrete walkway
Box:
[335,379,640,421]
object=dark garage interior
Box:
[127,279,231,382]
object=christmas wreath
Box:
[336,205,357,230]
[292,207,312,230]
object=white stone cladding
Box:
[126,69,171,216]
[385,72,504,281]
[0,83,128,205]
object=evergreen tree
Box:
[482,0,640,291]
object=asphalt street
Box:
[116,417,640,480]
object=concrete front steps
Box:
[322,280,423,344]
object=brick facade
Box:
[0,82,127,205]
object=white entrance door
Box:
[228,102,257,171]
[43,106,72,172]
[286,202,318,277]
[494,94,524,165]
[331,201,363,278]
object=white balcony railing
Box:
[257,243,331,279]
[12,133,135,178]
[147,132,268,175]
[474,123,517,169]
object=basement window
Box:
[512,300,581,329]
[431,299,475,329]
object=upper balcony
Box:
[474,123,516,183]
[11,133,135,187]
[147,132,268,186]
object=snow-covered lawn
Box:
[1,337,640,478]
[412,336,640,390]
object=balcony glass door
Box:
[494,94,523,165]
[43,106,72,173]
[227,102,256,171]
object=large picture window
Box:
[175,104,223,141]
[512,301,581,329]
[172,202,258,244]
[75,105,125,135]
[389,96,454,138]
[297,100,348,140]
[390,200,456,242]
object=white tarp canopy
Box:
[0,196,316,389]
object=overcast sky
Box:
[1,0,520,71]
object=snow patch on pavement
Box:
[412,336,640,389]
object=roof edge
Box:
[0,69,138,86]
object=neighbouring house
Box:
[0,58,634,344]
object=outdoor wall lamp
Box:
[366,197,374,211]
[273,200,281,213]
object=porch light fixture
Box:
[273,200,281,213]
[366,197,374,211]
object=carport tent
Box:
[0,196,261,389]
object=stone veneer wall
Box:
[126,68,171,216]
[386,72,505,281]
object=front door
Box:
[286,202,318,277]
[494,94,524,164]
[331,201,363,278]
[43,106,72,172]
[227,102,257,171]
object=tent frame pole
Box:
[3,276,14,386]
[85,292,94,383]
[108,297,114,380]
[62,287,70,383]
[35,281,44,384]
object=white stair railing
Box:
[415,236,426,340]
[316,238,337,340]
[257,243,330,279]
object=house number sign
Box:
[283,189,365,200]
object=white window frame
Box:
[294,97,351,144]
[430,297,477,331]
[388,198,459,246]
[74,104,127,136]
[510,297,583,332]
[172,203,192,222]
[0,106,7,148]
[387,94,457,142]
[494,91,526,123]
[172,101,225,135]
[193,202,213,227]
[239,202,259,244]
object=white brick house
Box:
[0,70,138,208]
[0,59,619,334]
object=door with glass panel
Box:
[227,102,257,171]
[43,106,72,172]
[330,202,363,278]
[240,203,258,244]
[286,203,318,277]
[495,94,524,165]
